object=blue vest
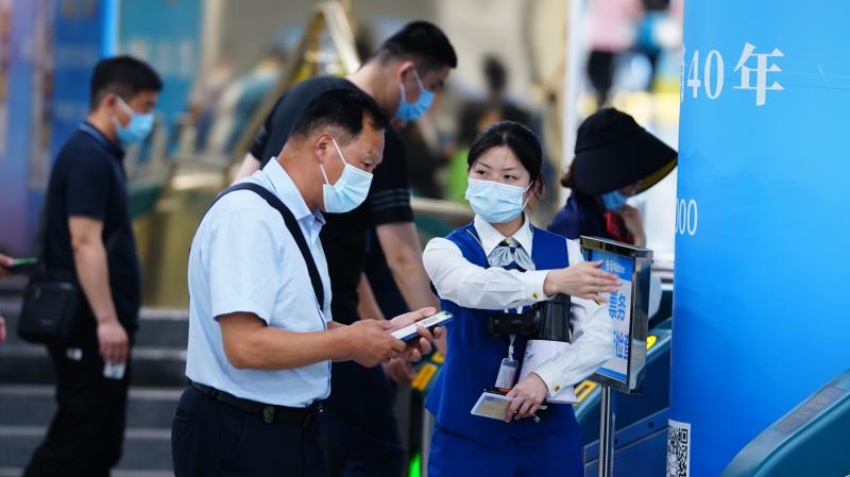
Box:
[425,222,582,448]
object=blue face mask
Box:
[601,190,629,211]
[465,178,529,224]
[320,138,373,214]
[114,97,154,145]
[395,69,434,122]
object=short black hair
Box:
[90,56,163,110]
[373,21,458,72]
[289,88,389,143]
[483,54,507,93]
[468,121,545,195]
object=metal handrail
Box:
[410,197,474,223]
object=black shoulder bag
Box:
[18,233,120,344]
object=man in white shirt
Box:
[172,89,436,477]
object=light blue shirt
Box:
[185,159,332,407]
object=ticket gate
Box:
[579,318,673,477]
[720,369,850,477]
[412,289,674,477]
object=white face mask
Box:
[395,69,435,122]
[319,138,373,214]
[464,178,530,223]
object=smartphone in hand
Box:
[6,257,39,274]
[391,311,453,342]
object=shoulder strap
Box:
[208,182,324,307]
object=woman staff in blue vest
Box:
[422,121,617,476]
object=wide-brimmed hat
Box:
[571,108,677,195]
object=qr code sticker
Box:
[667,419,691,477]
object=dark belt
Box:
[189,381,322,427]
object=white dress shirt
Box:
[185,159,332,407]
[423,215,615,397]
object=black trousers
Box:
[23,333,132,477]
[587,50,616,107]
[323,361,404,477]
[172,386,328,477]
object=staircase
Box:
[0,292,188,477]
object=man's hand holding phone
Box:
[0,254,11,343]
[0,254,14,277]
[389,308,448,362]
[0,255,39,275]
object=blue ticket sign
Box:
[581,236,652,394]
[593,249,634,385]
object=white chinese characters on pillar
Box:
[680,42,784,106]
[734,43,785,106]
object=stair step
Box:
[136,308,190,348]
[0,298,182,474]
[0,426,173,471]
[0,385,182,429]
[0,344,188,387]
[0,301,190,349]
[0,469,174,477]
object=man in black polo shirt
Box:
[233,21,456,477]
[24,56,162,477]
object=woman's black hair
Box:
[467,121,545,197]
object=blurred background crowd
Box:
[1,0,684,308]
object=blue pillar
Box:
[670,2,850,476]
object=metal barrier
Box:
[421,411,436,477]
[410,198,473,223]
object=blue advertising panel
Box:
[118,0,201,139]
[33,0,111,252]
[51,0,111,159]
[669,2,850,476]
[0,0,113,255]
[0,0,37,254]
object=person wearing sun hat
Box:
[548,107,677,247]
